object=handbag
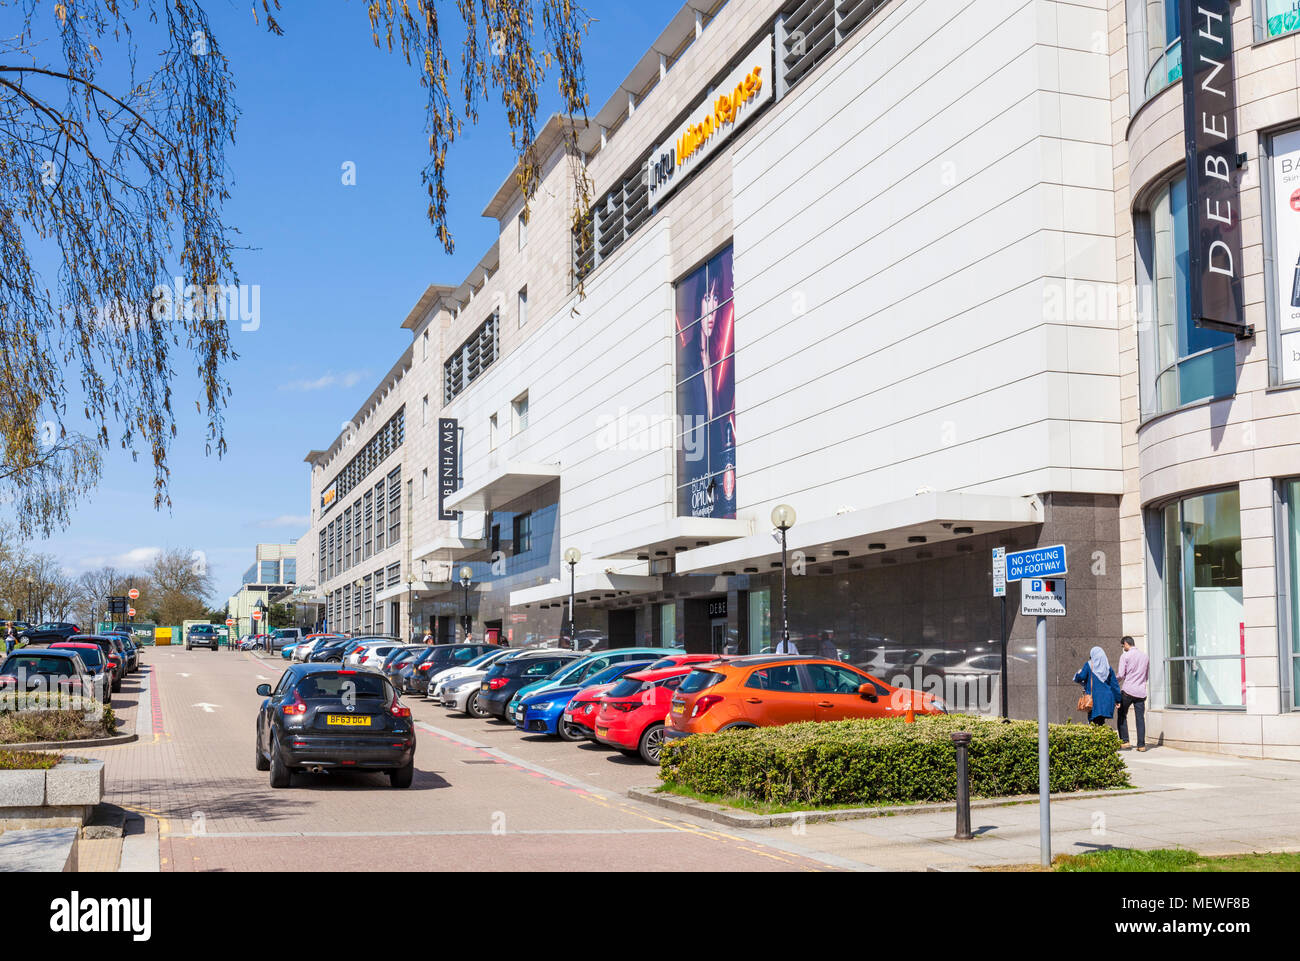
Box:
[1077,671,1094,713]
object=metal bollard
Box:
[952,731,973,840]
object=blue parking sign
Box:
[1006,545,1067,582]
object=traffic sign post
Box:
[1005,547,1069,869]
[127,607,136,619]
[992,548,1008,720]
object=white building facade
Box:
[297,0,1300,753]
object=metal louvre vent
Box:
[779,0,889,93]
[573,161,652,288]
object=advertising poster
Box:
[1271,128,1300,383]
[675,246,736,519]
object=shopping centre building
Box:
[296,0,1300,758]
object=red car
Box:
[593,665,696,764]
[560,655,726,741]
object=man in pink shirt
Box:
[1116,636,1150,752]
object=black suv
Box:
[185,624,220,651]
[254,666,415,789]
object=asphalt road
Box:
[70,647,837,872]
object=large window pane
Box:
[747,589,770,656]
[1266,0,1300,38]
[1141,0,1181,98]
[1162,490,1245,708]
[1142,178,1236,415]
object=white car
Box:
[425,647,514,700]
[342,638,406,669]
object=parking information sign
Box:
[1021,579,1067,617]
[992,548,1007,598]
[1005,545,1068,582]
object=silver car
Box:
[426,647,514,700]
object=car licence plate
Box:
[596,727,608,738]
[563,712,574,722]
[327,715,371,727]
[671,704,685,715]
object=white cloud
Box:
[278,370,369,393]
[75,546,163,572]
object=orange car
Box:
[663,655,945,741]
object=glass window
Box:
[679,669,724,694]
[518,287,528,328]
[1138,0,1182,100]
[512,393,529,434]
[744,665,803,692]
[658,602,677,649]
[1140,178,1236,416]
[1159,489,1245,708]
[1265,0,1300,37]
[1286,480,1300,707]
[747,589,770,655]
[513,513,532,555]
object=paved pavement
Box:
[62,647,1300,872]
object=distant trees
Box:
[0,534,217,627]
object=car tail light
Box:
[338,670,356,675]
[359,655,370,664]
[352,646,365,655]
[690,695,723,719]
[488,678,509,690]
[609,701,639,713]
[418,663,431,672]
[390,697,412,719]
[282,691,308,716]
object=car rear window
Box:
[605,677,649,699]
[3,655,79,676]
[295,673,390,700]
[57,647,103,668]
[648,657,682,671]
[678,669,725,694]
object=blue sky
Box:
[23,1,675,603]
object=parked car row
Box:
[248,642,949,792]
[0,628,142,706]
[408,645,948,766]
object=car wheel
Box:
[389,759,414,789]
[466,691,489,719]
[269,738,292,789]
[254,731,270,772]
[185,645,191,651]
[557,719,586,742]
[638,723,665,765]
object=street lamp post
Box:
[563,548,581,651]
[25,576,33,624]
[406,574,417,642]
[771,505,797,653]
[459,566,474,640]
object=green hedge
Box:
[659,715,1130,807]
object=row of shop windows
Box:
[1153,481,1300,711]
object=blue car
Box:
[516,660,657,737]
[505,648,669,726]
[280,643,299,661]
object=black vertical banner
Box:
[1180,0,1251,339]
[438,418,459,521]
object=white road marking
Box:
[192,703,221,713]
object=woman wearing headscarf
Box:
[1073,646,1123,726]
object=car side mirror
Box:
[858,684,879,702]
[256,684,272,697]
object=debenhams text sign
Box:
[1180,0,1249,338]
[647,35,774,206]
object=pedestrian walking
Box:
[3,626,14,655]
[1073,646,1123,728]
[775,636,799,655]
[1116,636,1151,752]
[422,629,434,646]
